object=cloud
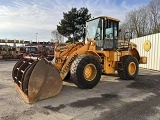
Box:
[0,0,150,41]
[121,0,129,9]
[0,1,63,41]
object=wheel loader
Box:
[12,16,147,103]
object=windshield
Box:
[26,47,38,53]
[86,18,102,39]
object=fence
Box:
[131,33,160,71]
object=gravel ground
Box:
[0,60,160,120]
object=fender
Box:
[85,50,102,62]
[130,48,140,61]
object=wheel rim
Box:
[83,64,97,81]
[128,62,136,75]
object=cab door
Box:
[103,19,119,50]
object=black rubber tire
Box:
[117,55,139,80]
[63,72,73,83]
[70,55,102,89]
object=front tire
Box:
[70,55,102,89]
[117,55,139,80]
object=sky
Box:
[0,0,151,42]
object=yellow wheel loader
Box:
[12,16,147,103]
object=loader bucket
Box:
[12,58,62,103]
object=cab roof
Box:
[87,16,120,22]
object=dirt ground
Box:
[0,60,160,120]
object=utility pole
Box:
[35,33,38,43]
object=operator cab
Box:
[86,16,121,50]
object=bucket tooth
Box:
[18,81,22,84]
[21,70,24,73]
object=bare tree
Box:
[148,0,160,34]
[125,6,148,37]
[51,30,64,43]
[120,0,160,38]
[119,22,129,40]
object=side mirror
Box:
[124,32,132,40]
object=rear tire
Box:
[117,55,139,80]
[70,55,102,89]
